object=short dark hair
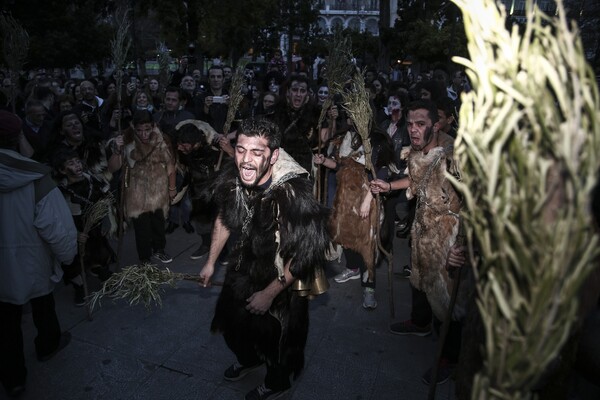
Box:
[287,73,309,87]
[436,97,455,118]
[208,65,224,75]
[177,124,205,145]
[407,99,439,124]
[132,109,153,126]
[238,118,281,150]
[52,147,80,173]
[164,86,182,98]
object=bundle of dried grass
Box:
[317,29,354,131]
[340,73,374,174]
[89,264,213,311]
[215,66,246,171]
[223,66,246,135]
[79,194,117,319]
[82,194,117,237]
[449,0,600,398]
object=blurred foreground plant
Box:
[449,0,600,398]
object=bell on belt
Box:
[293,266,329,299]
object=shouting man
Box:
[199,118,329,400]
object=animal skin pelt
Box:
[329,157,379,282]
[123,127,174,219]
[407,145,466,321]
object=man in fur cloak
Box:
[199,118,329,400]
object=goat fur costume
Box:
[122,126,174,219]
[204,148,329,380]
[406,132,468,321]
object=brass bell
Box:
[293,266,330,299]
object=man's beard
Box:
[411,126,434,151]
[238,156,272,188]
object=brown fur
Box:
[407,146,465,320]
[123,127,173,219]
[329,158,379,282]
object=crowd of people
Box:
[0,53,474,400]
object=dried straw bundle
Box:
[450,0,600,398]
[340,73,375,174]
[79,194,117,319]
[222,66,246,136]
[82,194,117,237]
[317,29,354,130]
[89,264,215,311]
[110,5,131,121]
[215,66,246,171]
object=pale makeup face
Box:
[317,86,329,104]
[387,96,401,114]
[234,134,279,188]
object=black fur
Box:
[206,162,330,379]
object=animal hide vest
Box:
[407,144,467,321]
[123,128,173,219]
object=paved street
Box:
[11,225,456,400]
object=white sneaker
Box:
[362,288,377,309]
[334,268,360,283]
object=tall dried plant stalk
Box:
[317,29,354,131]
[0,14,29,113]
[157,42,170,91]
[449,0,600,398]
[215,66,246,171]
[110,5,132,117]
[79,195,116,320]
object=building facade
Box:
[316,0,397,36]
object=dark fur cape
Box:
[204,160,329,378]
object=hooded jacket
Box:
[0,149,77,305]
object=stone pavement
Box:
[9,226,457,400]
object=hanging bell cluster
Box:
[292,266,329,299]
